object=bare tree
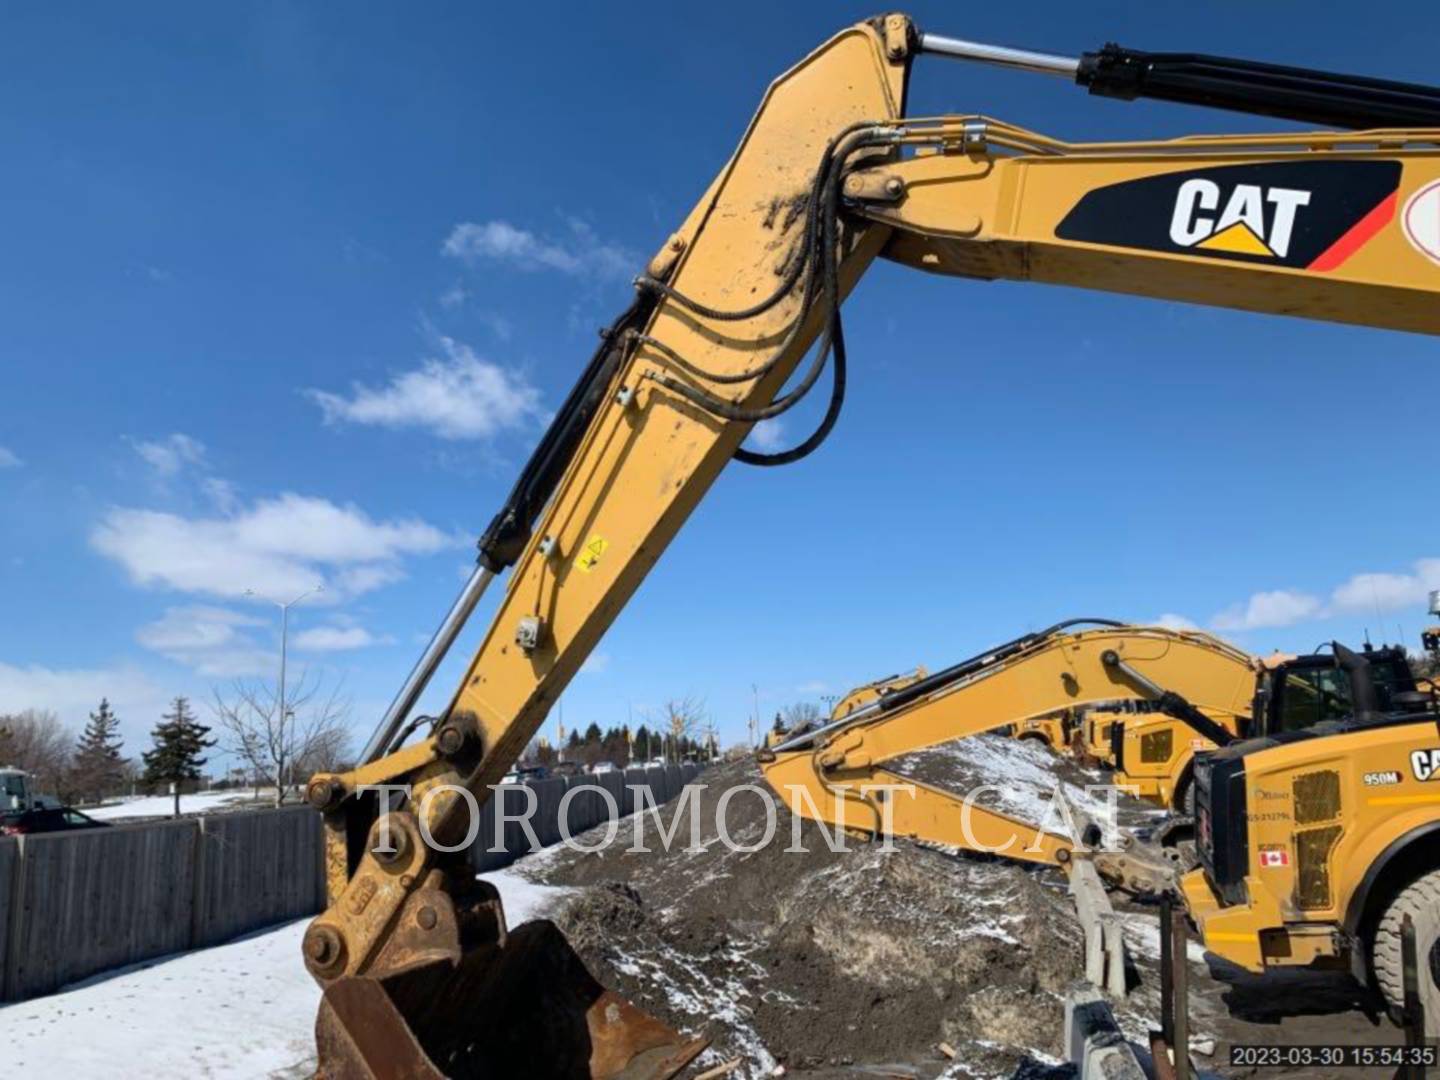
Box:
[211,670,351,807]
[781,701,825,735]
[0,709,73,798]
[659,695,706,763]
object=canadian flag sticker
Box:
[1259,847,1290,868]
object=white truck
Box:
[1,767,37,813]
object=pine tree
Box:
[142,697,216,818]
[71,698,127,804]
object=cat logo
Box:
[1168,180,1310,259]
[1411,748,1440,782]
[1055,160,1402,272]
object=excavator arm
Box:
[757,623,1256,873]
[299,15,1440,1078]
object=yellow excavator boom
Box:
[296,15,1440,1077]
[759,622,1254,870]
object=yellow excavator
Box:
[1009,708,1074,750]
[764,667,926,749]
[299,15,1440,1077]
[759,621,1252,887]
[760,624,1411,864]
[1076,700,1156,766]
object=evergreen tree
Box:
[583,721,603,744]
[142,697,216,818]
[71,698,127,803]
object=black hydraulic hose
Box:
[733,311,846,466]
[634,120,879,324]
[653,128,870,425]
[476,293,655,571]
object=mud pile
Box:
[517,736,1131,1078]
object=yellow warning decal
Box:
[574,534,608,573]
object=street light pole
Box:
[246,583,323,798]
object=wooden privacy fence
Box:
[0,763,705,1003]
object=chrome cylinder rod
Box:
[919,32,1079,78]
[360,563,496,763]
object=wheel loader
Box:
[1111,644,1416,813]
[1184,645,1440,1034]
[295,14,1440,1076]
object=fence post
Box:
[189,819,207,950]
[2,836,28,1002]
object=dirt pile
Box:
[516,737,1122,1078]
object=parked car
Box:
[499,765,551,785]
[589,761,618,775]
[551,762,582,779]
[1,806,111,836]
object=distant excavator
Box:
[759,620,1254,889]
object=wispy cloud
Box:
[746,419,786,453]
[135,605,272,677]
[128,433,207,477]
[1153,613,1198,631]
[0,446,21,469]
[306,336,544,440]
[442,218,636,280]
[293,624,387,652]
[579,651,611,675]
[1212,589,1323,631]
[91,492,456,603]
[0,661,173,741]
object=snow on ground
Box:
[1,864,570,1078]
[87,790,264,820]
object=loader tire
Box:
[1370,867,1440,1038]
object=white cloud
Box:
[135,606,272,677]
[439,283,469,309]
[1208,557,1440,634]
[1330,559,1440,616]
[579,652,611,675]
[200,476,240,514]
[442,218,635,280]
[0,661,174,743]
[1153,613,1198,631]
[0,446,21,469]
[129,433,207,477]
[1212,589,1323,631]
[293,625,384,652]
[307,336,544,440]
[746,419,786,453]
[90,492,455,603]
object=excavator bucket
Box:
[313,882,706,1080]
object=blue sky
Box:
[2,2,1437,757]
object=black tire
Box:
[1371,867,1440,1037]
[1176,776,1196,818]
